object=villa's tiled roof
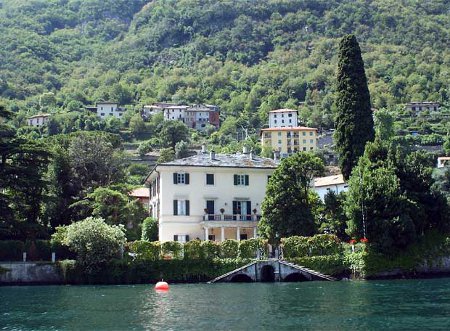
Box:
[129,187,149,198]
[28,113,51,119]
[313,174,345,188]
[158,153,279,169]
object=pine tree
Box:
[334,34,374,180]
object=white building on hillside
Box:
[145,149,278,243]
[268,109,298,128]
[27,113,51,127]
[96,101,125,119]
[312,174,348,201]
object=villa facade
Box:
[145,150,278,243]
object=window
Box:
[206,174,214,185]
[310,139,314,143]
[278,140,282,144]
[208,235,216,241]
[234,174,249,186]
[174,234,189,243]
[303,132,306,136]
[278,132,282,136]
[274,120,277,124]
[267,175,272,183]
[173,173,189,184]
[173,200,190,216]
[303,139,307,144]
[109,113,113,116]
[310,147,314,150]
[282,120,285,123]
[240,234,248,240]
[303,147,307,151]
[101,107,103,110]
[101,113,105,116]
[281,114,284,118]
[310,132,313,136]
[288,113,292,117]
[206,200,215,215]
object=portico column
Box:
[204,227,209,241]
[253,227,257,239]
[221,227,225,242]
[236,226,240,241]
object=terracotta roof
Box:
[129,187,149,198]
[313,174,346,188]
[261,126,317,132]
[96,101,118,105]
[269,109,298,113]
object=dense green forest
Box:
[0,0,448,131]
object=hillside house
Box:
[406,102,440,115]
[96,101,125,119]
[27,113,51,127]
[268,109,298,128]
[312,174,348,201]
[261,126,318,158]
[145,148,278,243]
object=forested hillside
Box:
[0,0,448,129]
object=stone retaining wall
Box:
[0,262,63,285]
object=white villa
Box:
[145,148,278,243]
[268,109,298,128]
[313,174,348,201]
[27,113,51,127]
[142,103,220,131]
[96,101,125,119]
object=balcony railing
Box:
[203,214,261,221]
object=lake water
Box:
[1,278,450,330]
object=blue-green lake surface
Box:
[1,278,450,330]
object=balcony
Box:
[203,214,261,222]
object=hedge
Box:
[128,239,265,261]
[281,234,343,258]
[58,258,252,284]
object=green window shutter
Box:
[185,173,190,184]
[185,200,190,216]
[173,200,178,215]
[174,235,178,241]
[246,201,251,214]
[245,175,249,186]
[234,174,238,185]
[173,173,178,184]
[232,201,238,214]
[185,235,190,242]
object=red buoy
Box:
[155,281,169,291]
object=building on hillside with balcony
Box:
[95,101,125,119]
[406,101,440,115]
[260,126,318,158]
[145,148,278,243]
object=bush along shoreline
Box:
[3,232,450,284]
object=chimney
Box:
[201,144,207,154]
[210,151,216,160]
[243,146,249,154]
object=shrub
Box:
[281,236,309,258]
[184,240,202,259]
[128,240,161,260]
[239,238,267,259]
[200,240,220,260]
[220,239,239,258]
[281,235,343,258]
[161,241,183,259]
[61,217,126,274]
[141,217,158,241]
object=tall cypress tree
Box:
[334,34,374,180]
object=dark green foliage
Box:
[345,140,449,254]
[141,217,158,242]
[319,191,349,241]
[334,34,375,180]
[0,240,24,261]
[259,152,325,241]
